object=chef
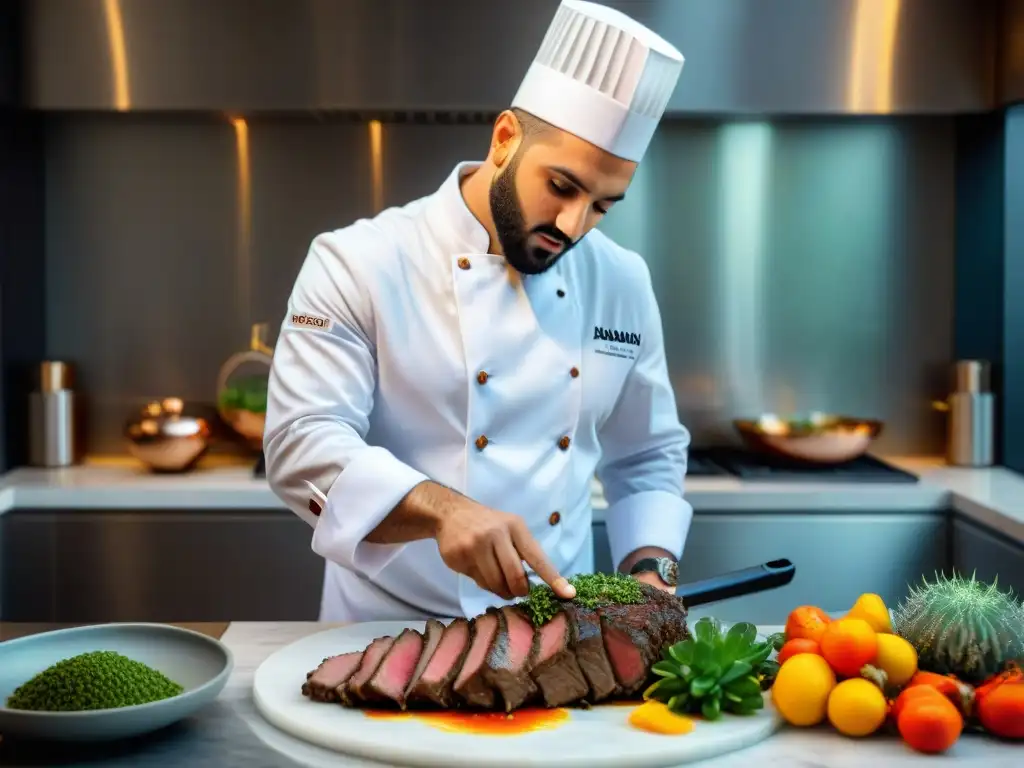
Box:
[264,0,694,623]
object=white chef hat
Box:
[511,0,685,163]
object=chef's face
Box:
[488,113,636,275]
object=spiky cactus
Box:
[892,571,1024,685]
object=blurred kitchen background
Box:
[1,0,1024,625]
[0,0,1021,468]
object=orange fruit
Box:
[819,617,878,678]
[785,606,832,643]
[778,638,821,666]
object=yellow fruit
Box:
[771,653,837,726]
[847,593,892,634]
[827,678,888,737]
[628,700,695,735]
[872,633,918,687]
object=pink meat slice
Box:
[501,606,536,667]
[367,628,424,704]
[454,612,498,690]
[401,619,445,704]
[343,636,394,704]
[406,617,472,707]
[481,605,540,711]
[601,623,646,691]
[454,610,501,708]
[301,651,364,701]
[421,621,469,684]
[528,610,590,706]
[539,615,566,660]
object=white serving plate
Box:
[253,620,783,768]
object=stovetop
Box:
[250,446,915,483]
[686,446,918,483]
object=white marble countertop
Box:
[0,454,1022,544]
[218,621,1022,767]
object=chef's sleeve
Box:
[263,232,430,578]
[594,259,693,573]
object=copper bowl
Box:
[733,412,884,464]
[125,398,212,472]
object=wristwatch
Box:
[629,557,678,587]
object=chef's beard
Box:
[489,153,575,275]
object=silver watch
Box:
[629,556,678,587]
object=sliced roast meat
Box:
[340,635,394,705]
[306,581,693,713]
[301,651,364,702]
[453,608,502,708]
[599,584,691,695]
[366,628,424,706]
[528,608,590,707]
[482,605,540,711]
[400,618,445,708]
[406,617,472,708]
[562,603,619,702]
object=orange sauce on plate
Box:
[365,707,570,735]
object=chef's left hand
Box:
[631,570,676,594]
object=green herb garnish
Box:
[519,572,645,626]
[643,617,781,720]
[6,650,184,712]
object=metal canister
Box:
[28,361,81,467]
[946,360,994,467]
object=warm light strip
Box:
[232,117,253,325]
[369,120,385,213]
[102,0,130,110]
[847,0,902,112]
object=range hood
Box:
[16,0,1024,114]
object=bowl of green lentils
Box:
[0,623,233,742]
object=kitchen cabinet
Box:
[593,511,950,625]
[0,509,325,622]
[0,2,17,106]
[1,508,954,625]
[950,515,1024,596]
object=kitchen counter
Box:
[0,621,1019,767]
[0,454,1022,543]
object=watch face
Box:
[658,559,679,587]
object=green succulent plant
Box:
[643,617,782,720]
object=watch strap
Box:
[629,557,678,586]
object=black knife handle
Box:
[675,559,795,608]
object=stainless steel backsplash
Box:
[43,113,954,456]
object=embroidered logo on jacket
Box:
[592,325,641,361]
[289,313,334,331]
[593,326,641,346]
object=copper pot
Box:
[733,412,883,464]
[216,323,272,451]
[125,397,212,472]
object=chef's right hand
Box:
[435,502,577,602]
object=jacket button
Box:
[477,371,488,385]
[475,435,489,450]
[558,435,571,450]
[549,511,561,525]
[570,366,579,378]
[458,257,471,270]
[557,288,566,297]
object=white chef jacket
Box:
[264,161,693,623]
